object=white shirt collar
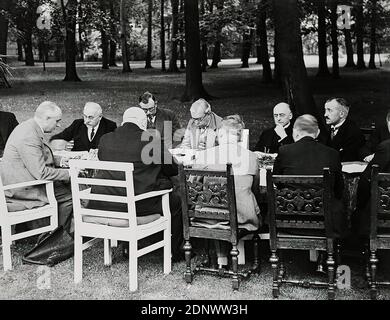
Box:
[331,118,346,131]
[87,121,100,141]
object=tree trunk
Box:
[62,0,81,81]
[369,0,377,69]
[181,0,209,101]
[210,0,224,69]
[24,31,35,66]
[120,0,131,72]
[145,0,153,68]
[168,0,179,72]
[330,1,340,79]
[109,0,117,66]
[0,0,9,57]
[257,1,272,82]
[356,0,365,69]
[273,0,319,122]
[316,0,330,76]
[200,0,208,72]
[78,0,84,61]
[344,28,355,67]
[160,0,166,71]
[241,29,251,68]
[179,0,185,69]
[17,39,24,61]
[101,29,109,69]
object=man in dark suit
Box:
[273,114,347,239]
[0,110,18,157]
[88,107,183,261]
[324,97,365,162]
[139,91,182,147]
[50,102,117,151]
[254,102,294,153]
[354,139,390,237]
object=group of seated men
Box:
[1,94,389,263]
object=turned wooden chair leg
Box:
[370,250,379,300]
[252,233,260,272]
[230,244,240,290]
[326,251,336,300]
[184,240,193,284]
[270,250,279,298]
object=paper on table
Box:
[53,150,89,158]
[342,162,367,173]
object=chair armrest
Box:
[3,180,53,191]
[134,189,172,202]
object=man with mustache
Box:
[324,97,365,162]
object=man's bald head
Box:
[34,101,62,133]
[292,114,319,142]
[273,102,292,127]
[83,102,103,128]
[190,98,211,119]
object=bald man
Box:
[0,101,73,230]
[254,102,294,153]
[181,98,222,150]
[50,102,117,151]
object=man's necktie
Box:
[147,116,154,129]
[90,127,95,141]
[330,127,336,140]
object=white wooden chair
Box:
[0,177,58,271]
[69,159,172,292]
[239,129,249,149]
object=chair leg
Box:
[270,250,279,298]
[252,234,260,272]
[370,250,379,300]
[163,226,171,274]
[1,226,12,271]
[326,251,336,300]
[230,244,239,290]
[183,240,192,283]
[237,239,245,265]
[74,233,83,283]
[129,241,138,292]
[104,239,112,266]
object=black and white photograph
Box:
[1,0,390,304]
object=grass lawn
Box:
[1,57,390,300]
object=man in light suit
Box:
[181,98,222,150]
[50,102,117,151]
[139,91,182,147]
[0,110,18,157]
[0,101,72,230]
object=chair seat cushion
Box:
[6,198,48,212]
[82,213,161,227]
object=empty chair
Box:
[0,176,58,271]
[368,164,390,299]
[69,159,172,292]
[266,168,337,300]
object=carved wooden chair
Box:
[179,163,259,290]
[266,168,337,300]
[368,164,390,299]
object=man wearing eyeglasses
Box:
[139,92,182,147]
[254,102,294,154]
[181,98,222,150]
[50,102,117,151]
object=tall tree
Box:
[182,0,209,101]
[200,0,208,72]
[330,0,340,79]
[120,0,131,72]
[0,0,10,57]
[99,0,110,69]
[368,0,377,69]
[109,0,118,67]
[168,0,179,72]
[257,0,272,82]
[145,0,153,69]
[61,0,81,81]
[356,0,366,69]
[344,28,355,67]
[273,0,319,121]
[316,0,330,76]
[179,0,185,69]
[210,0,224,69]
[78,0,84,61]
[160,0,166,71]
